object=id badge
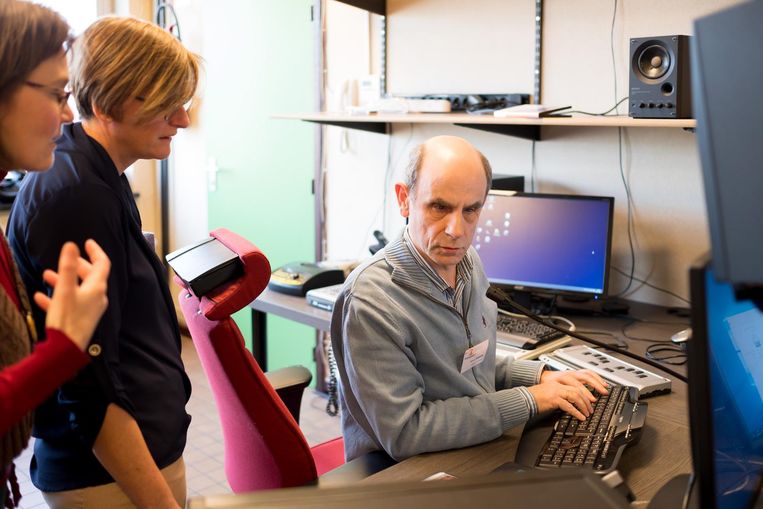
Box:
[460,339,489,373]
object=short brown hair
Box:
[71,16,200,122]
[0,1,71,104]
[404,143,493,197]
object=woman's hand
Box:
[36,239,111,350]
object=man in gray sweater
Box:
[331,135,608,462]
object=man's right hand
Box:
[35,239,111,350]
[527,380,598,422]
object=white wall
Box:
[322,0,743,307]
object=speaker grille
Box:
[637,44,671,80]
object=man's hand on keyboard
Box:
[528,369,610,421]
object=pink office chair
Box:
[176,228,345,492]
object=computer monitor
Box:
[693,1,763,287]
[688,259,763,509]
[473,191,614,299]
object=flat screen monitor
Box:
[689,259,763,509]
[473,191,614,299]
[693,1,763,286]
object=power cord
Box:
[612,266,690,304]
[487,285,688,383]
[645,343,687,365]
[567,97,629,116]
[614,125,638,298]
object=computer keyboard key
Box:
[515,385,647,475]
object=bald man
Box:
[330,136,607,462]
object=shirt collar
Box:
[402,227,472,292]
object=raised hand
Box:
[34,239,111,350]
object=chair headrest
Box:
[175,228,271,320]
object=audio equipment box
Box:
[629,35,692,119]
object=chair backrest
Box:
[176,228,318,492]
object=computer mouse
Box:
[671,328,692,343]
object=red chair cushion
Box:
[310,436,345,476]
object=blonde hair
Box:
[71,16,200,122]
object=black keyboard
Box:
[496,314,566,344]
[514,385,647,475]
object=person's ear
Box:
[395,182,410,218]
[91,103,113,123]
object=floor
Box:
[13,336,342,508]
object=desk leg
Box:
[251,309,268,371]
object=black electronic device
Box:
[415,93,531,114]
[166,237,243,297]
[474,191,614,306]
[269,261,345,296]
[514,385,646,475]
[692,1,763,292]
[628,35,692,119]
[683,258,763,509]
[491,175,525,192]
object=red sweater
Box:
[0,328,89,436]
[0,233,89,437]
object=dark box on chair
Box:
[166,237,243,297]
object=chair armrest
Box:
[265,365,312,423]
[316,450,397,488]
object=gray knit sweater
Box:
[331,235,545,461]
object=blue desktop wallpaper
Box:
[705,268,763,508]
[473,194,611,295]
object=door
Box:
[201,0,316,374]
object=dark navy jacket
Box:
[7,122,191,491]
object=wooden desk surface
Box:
[250,291,692,502]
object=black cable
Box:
[610,0,619,114]
[614,126,637,297]
[326,343,339,416]
[567,97,629,116]
[621,319,681,343]
[530,140,537,192]
[487,285,688,383]
[576,329,629,350]
[613,266,691,304]
[645,343,687,365]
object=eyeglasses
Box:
[24,80,71,109]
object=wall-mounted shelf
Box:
[275,112,697,141]
[334,0,386,16]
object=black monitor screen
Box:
[474,191,613,298]
[690,261,763,509]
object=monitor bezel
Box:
[479,190,615,300]
[688,257,763,509]
[688,257,716,508]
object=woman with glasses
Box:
[8,15,200,509]
[0,2,111,507]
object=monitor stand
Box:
[555,296,630,316]
[646,474,697,509]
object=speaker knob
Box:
[666,102,674,109]
[648,103,655,108]
[639,102,646,109]
[657,103,664,108]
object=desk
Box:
[249,291,692,502]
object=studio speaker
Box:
[629,35,692,118]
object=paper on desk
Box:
[423,472,458,481]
